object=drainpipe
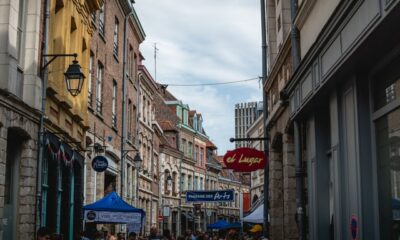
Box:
[121,6,132,199]
[294,121,306,240]
[260,0,270,238]
[290,0,301,70]
[35,0,50,234]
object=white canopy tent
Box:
[242,204,269,223]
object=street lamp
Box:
[133,152,143,169]
[41,53,85,97]
[64,59,85,96]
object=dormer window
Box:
[193,114,198,130]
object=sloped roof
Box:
[159,120,177,132]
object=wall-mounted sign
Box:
[92,156,108,172]
[350,215,358,240]
[186,190,234,202]
[223,147,267,172]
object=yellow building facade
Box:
[46,0,102,142]
[40,1,102,239]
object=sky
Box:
[135,0,262,154]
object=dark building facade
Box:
[283,1,400,239]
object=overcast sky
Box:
[135,0,262,154]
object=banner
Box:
[127,222,142,234]
[84,210,142,223]
[223,147,267,172]
[186,190,234,202]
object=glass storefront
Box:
[374,66,400,239]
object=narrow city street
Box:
[0,0,400,240]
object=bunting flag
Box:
[45,137,75,168]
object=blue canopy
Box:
[84,191,144,215]
[226,222,241,228]
[207,220,229,229]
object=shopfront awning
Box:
[242,204,266,223]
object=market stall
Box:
[83,191,145,236]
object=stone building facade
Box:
[0,0,43,238]
[284,0,400,239]
[137,64,161,235]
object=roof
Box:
[206,140,217,149]
[83,191,144,214]
[159,120,178,132]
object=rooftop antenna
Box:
[154,42,159,82]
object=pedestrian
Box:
[128,232,137,240]
[148,226,162,240]
[163,229,172,240]
[37,227,51,240]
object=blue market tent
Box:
[226,222,241,228]
[207,220,229,229]
[84,191,144,214]
[83,191,145,224]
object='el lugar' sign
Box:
[223,147,267,172]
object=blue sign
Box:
[186,190,234,202]
[92,156,108,172]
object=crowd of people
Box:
[36,226,265,240]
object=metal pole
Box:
[35,0,50,233]
[294,121,306,240]
[260,0,270,238]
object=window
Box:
[181,139,187,155]
[88,53,94,106]
[147,101,151,124]
[373,68,400,239]
[194,115,198,130]
[194,176,198,190]
[142,96,146,122]
[194,145,199,161]
[277,15,281,32]
[17,0,25,64]
[183,109,188,125]
[127,46,134,78]
[200,147,204,165]
[113,18,119,56]
[172,172,177,195]
[112,80,117,128]
[188,142,193,157]
[177,106,182,120]
[96,62,104,114]
[90,10,96,24]
[200,177,203,190]
[188,175,192,190]
[99,5,105,36]
[181,173,185,191]
[128,100,132,140]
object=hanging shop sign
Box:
[92,156,108,172]
[223,147,267,172]
[186,190,234,202]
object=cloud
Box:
[135,0,262,153]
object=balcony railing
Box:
[113,42,118,57]
[112,114,117,128]
[99,20,105,36]
[88,91,93,106]
[96,99,102,115]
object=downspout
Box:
[260,0,270,238]
[290,0,301,70]
[294,121,306,240]
[121,7,131,198]
[35,0,50,233]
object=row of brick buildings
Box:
[0,1,249,239]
